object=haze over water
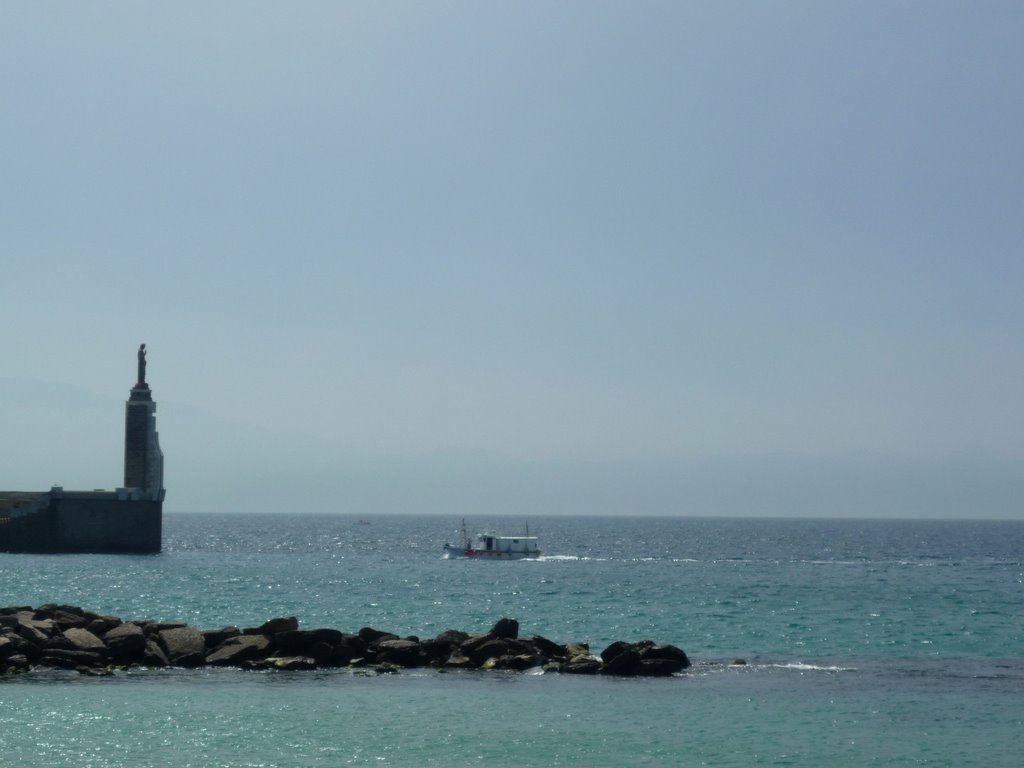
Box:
[3,3,1023,520]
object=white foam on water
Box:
[770,662,856,672]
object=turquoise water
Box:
[5,668,1021,767]
[2,515,1023,766]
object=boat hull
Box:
[443,544,540,560]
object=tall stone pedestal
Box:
[124,383,164,501]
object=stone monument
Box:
[124,343,165,501]
[0,345,165,552]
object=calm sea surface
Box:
[2,514,1022,767]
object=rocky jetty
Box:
[1,605,690,677]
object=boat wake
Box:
[768,662,856,672]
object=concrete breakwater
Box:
[1,605,690,677]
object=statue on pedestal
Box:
[137,344,147,386]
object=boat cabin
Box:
[480,534,540,556]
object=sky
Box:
[1,1,1021,518]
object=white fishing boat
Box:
[444,519,540,559]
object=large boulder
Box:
[308,641,338,666]
[460,634,493,655]
[562,643,599,673]
[639,643,689,671]
[327,644,357,667]
[434,629,469,645]
[358,626,397,645]
[15,612,54,639]
[503,638,538,656]
[202,626,241,650]
[50,608,90,631]
[419,637,457,662]
[466,638,509,666]
[597,640,689,676]
[158,626,206,666]
[488,618,519,640]
[601,647,642,676]
[103,622,146,658]
[43,634,76,652]
[530,634,565,660]
[600,640,633,664]
[561,658,601,674]
[256,616,299,635]
[143,639,169,667]
[63,627,108,655]
[17,622,50,648]
[323,636,362,666]
[340,633,367,655]
[86,616,120,636]
[375,639,429,667]
[2,631,39,662]
[206,634,271,666]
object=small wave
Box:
[769,662,856,672]
[801,560,863,566]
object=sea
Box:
[1,514,1021,767]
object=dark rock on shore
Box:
[357,626,396,645]
[143,639,169,667]
[0,606,691,678]
[375,639,430,667]
[434,629,469,645]
[64,627,107,655]
[464,637,509,665]
[255,616,298,635]
[599,639,690,676]
[489,617,519,640]
[602,645,642,675]
[159,626,206,667]
[205,635,271,666]
[104,622,146,658]
[202,626,241,649]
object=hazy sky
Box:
[1,2,1021,517]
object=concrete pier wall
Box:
[0,491,161,553]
